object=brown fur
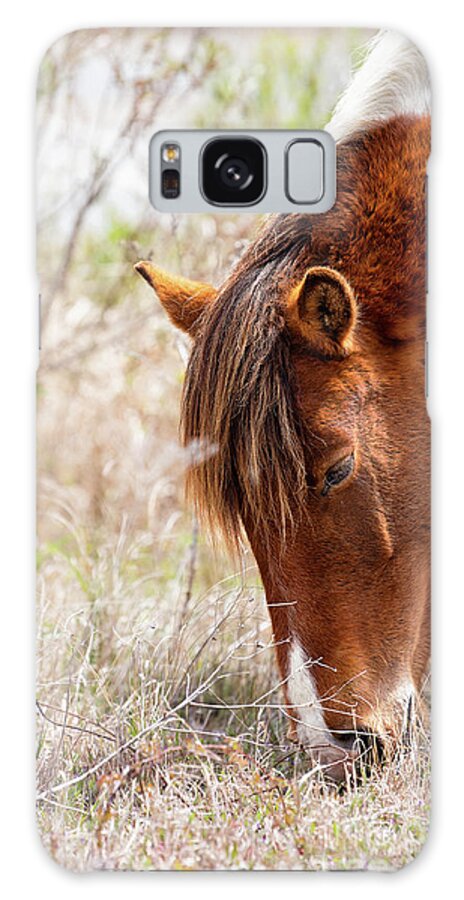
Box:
[134,262,217,334]
[136,114,431,750]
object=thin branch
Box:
[36,701,116,743]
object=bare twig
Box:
[36,701,115,743]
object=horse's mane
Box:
[181,215,312,552]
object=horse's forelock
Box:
[181,233,310,552]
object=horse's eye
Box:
[321,453,355,496]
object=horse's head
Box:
[136,32,431,779]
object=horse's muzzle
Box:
[310,742,357,782]
[310,730,383,782]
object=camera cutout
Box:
[150,130,335,214]
[201,138,266,206]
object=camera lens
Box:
[202,138,266,206]
[218,156,251,190]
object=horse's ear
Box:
[135,261,217,336]
[285,266,357,356]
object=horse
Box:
[135,31,431,780]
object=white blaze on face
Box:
[287,641,331,748]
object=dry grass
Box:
[36,518,430,871]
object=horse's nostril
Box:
[333,730,358,748]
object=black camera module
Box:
[201,138,266,206]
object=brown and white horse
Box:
[136,32,431,779]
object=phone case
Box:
[36,27,431,871]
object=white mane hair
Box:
[327,30,431,142]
